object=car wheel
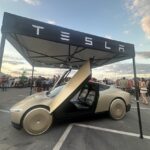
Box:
[23,107,53,135]
[109,99,126,120]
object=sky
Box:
[0,0,150,79]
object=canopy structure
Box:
[0,12,135,69]
[0,12,143,138]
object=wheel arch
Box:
[109,97,127,110]
[20,105,50,127]
[109,97,127,120]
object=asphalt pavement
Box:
[0,88,150,150]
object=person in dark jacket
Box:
[36,76,42,92]
[1,75,8,91]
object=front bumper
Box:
[11,122,22,130]
[126,104,131,112]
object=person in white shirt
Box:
[139,78,148,105]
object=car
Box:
[10,61,131,135]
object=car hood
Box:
[10,91,51,112]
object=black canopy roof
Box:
[1,12,135,68]
[0,13,144,139]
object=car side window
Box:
[99,84,110,91]
[86,91,95,106]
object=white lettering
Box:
[32,25,44,35]
[105,41,111,50]
[60,31,70,41]
[85,37,93,46]
[119,44,125,53]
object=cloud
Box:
[141,16,150,39]
[139,43,143,47]
[11,0,41,5]
[19,68,37,72]
[126,0,150,39]
[104,35,112,39]
[136,51,150,59]
[136,64,150,74]
[47,20,56,25]
[24,0,40,5]
[3,54,27,66]
[4,55,24,61]
[95,63,150,75]
[3,60,25,65]
[123,30,130,34]
[126,0,150,17]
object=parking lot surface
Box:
[0,88,150,150]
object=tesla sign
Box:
[32,24,125,53]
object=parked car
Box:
[10,61,131,135]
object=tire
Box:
[109,99,126,120]
[23,108,53,135]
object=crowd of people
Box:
[0,74,61,92]
[116,77,150,105]
[0,75,30,91]
[1,73,150,105]
[33,75,60,92]
[0,74,69,92]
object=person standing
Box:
[1,75,8,91]
[146,79,150,97]
[139,78,148,105]
[52,75,57,86]
[36,76,42,92]
[119,77,128,91]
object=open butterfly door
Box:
[49,60,91,113]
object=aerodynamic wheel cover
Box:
[109,99,126,120]
[23,108,52,135]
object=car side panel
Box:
[95,88,131,113]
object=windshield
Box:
[48,85,64,98]
[50,69,71,92]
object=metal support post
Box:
[30,65,34,95]
[132,57,143,139]
[0,34,6,72]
